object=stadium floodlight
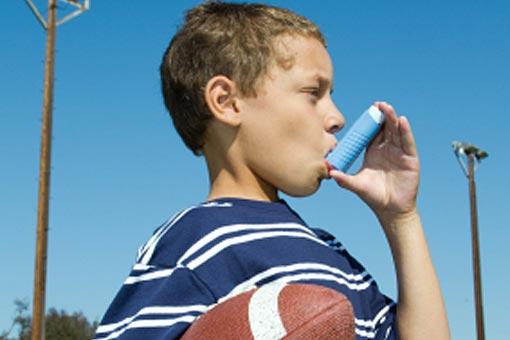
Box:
[24,0,90,29]
[452,141,488,340]
[452,141,488,177]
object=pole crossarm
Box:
[23,0,90,29]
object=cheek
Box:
[285,114,325,155]
[268,105,323,145]
[242,121,325,197]
[240,98,324,175]
[258,119,318,163]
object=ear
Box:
[204,75,241,127]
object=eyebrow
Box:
[309,74,334,94]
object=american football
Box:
[181,282,355,339]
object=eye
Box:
[309,89,320,97]
[303,87,321,99]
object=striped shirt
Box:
[95,198,397,340]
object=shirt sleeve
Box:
[94,265,216,340]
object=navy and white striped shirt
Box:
[95,198,396,339]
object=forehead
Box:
[268,34,333,83]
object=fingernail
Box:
[330,170,342,176]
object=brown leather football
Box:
[181,282,355,339]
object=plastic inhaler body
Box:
[326,106,385,172]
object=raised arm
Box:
[329,101,450,339]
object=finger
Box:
[375,102,400,146]
[399,116,417,156]
[329,169,361,194]
[366,107,385,147]
[371,129,385,148]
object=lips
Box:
[324,159,333,172]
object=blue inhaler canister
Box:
[326,106,385,172]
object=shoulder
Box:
[135,201,241,268]
[135,198,305,267]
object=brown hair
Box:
[160,1,325,155]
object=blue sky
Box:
[1,0,509,338]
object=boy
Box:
[95,1,449,339]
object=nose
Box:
[324,101,345,134]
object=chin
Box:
[276,162,326,197]
[281,176,323,197]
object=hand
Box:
[329,102,420,223]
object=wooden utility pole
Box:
[32,1,57,339]
[24,1,90,339]
[452,141,488,340]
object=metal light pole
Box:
[24,1,90,339]
[452,141,488,340]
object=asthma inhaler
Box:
[326,106,385,172]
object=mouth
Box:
[318,160,334,181]
[324,160,334,173]
[322,147,335,175]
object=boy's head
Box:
[160,1,326,155]
[161,1,344,198]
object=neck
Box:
[205,158,278,203]
[202,124,279,202]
